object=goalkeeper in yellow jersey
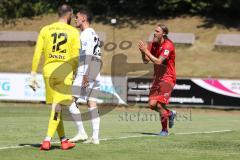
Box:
[29,4,80,150]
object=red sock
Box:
[161,110,169,131]
[157,103,171,132]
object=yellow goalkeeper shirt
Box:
[31,22,80,78]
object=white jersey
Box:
[77,28,101,81]
[72,28,101,101]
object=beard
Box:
[153,36,161,43]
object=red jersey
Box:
[148,39,176,84]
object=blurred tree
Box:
[0,0,52,24]
[0,0,239,24]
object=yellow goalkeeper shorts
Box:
[44,77,73,106]
[42,62,75,105]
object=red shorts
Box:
[149,80,174,105]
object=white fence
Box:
[0,73,127,104]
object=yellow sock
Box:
[46,109,61,138]
[57,112,65,139]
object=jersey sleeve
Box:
[81,30,102,76]
[80,32,92,75]
[160,43,173,60]
[88,32,102,79]
[81,32,94,55]
[31,27,45,73]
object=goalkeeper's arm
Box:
[29,28,44,91]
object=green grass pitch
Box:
[0,102,240,160]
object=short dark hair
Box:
[158,24,169,38]
[58,4,72,17]
[77,9,93,23]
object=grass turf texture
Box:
[0,102,240,160]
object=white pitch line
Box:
[0,129,233,150]
[100,135,155,141]
[0,146,27,150]
[100,129,233,140]
[174,129,232,135]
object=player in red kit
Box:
[138,24,176,136]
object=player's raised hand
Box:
[28,72,40,92]
[138,40,148,54]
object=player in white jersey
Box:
[69,10,101,144]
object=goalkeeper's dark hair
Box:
[77,9,93,23]
[58,4,72,17]
[158,24,169,39]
